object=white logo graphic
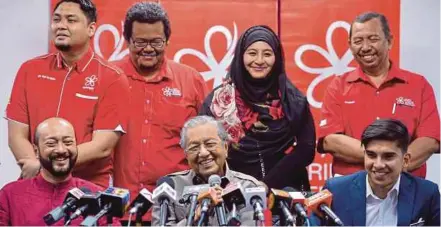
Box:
[83,75,98,90]
[94,21,129,61]
[37,74,56,81]
[162,86,182,97]
[174,23,238,88]
[294,21,356,109]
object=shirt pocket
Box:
[153,96,196,134]
[392,103,418,136]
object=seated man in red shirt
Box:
[318,11,440,178]
[0,117,119,226]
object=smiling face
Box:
[349,18,392,73]
[243,41,275,79]
[36,119,78,178]
[51,2,95,52]
[184,123,228,180]
[364,140,410,194]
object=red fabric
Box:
[113,56,208,221]
[5,48,130,188]
[319,63,440,177]
[0,175,121,226]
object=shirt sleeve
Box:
[6,62,29,124]
[93,74,130,133]
[0,187,11,226]
[415,77,440,141]
[318,76,345,139]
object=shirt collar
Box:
[122,55,172,82]
[55,47,95,73]
[191,164,233,188]
[366,173,401,199]
[347,61,407,83]
[35,173,74,191]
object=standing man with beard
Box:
[6,0,129,188]
[0,118,119,226]
[113,2,208,224]
[318,12,439,178]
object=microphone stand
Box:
[135,210,143,226]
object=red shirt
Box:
[319,63,440,177]
[0,175,120,226]
[6,48,130,187]
[113,56,208,220]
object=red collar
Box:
[55,47,95,73]
[122,55,171,82]
[347,61,407,83]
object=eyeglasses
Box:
[185,141,221,155]
[131,38,166,49]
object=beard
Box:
[55,43,72,52]
[39,152,77,177]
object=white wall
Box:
[0,0,49,187]
[0,0,439,187]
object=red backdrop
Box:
[50,0,400,191]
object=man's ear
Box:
[88,22,97,37]
[402,152,411,170]
[387,34,394,50]
[33,144,40,159]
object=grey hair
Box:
[179,115,229,150]
[349,11,392,41]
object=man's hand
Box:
[193,186,223,223]
[17,158,40,179]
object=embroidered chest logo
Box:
[37,74,56,81]
[162,86,182,97]
[83,75,98,91]
[396,96,415,107]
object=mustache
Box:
[48,153,70,160]
[137,49,163,57]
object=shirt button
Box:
[141,161,146,166]
[376,91,380,95]
[144,119,149,124]
[146,100,150,104]
[376,116,380,120]
[140,183,144,188]
[142,139,147,143]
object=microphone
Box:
[196,187,220,226]
[129,188,154,216]
[180,184,210,226]
[43,187,86,225]
[284,187,308,219]
[80,187,130,226]
[305,189,344,226]
[208,175,227,226]
[268,188,295,226]
[244,187,267,222]
[152,177,176,227]
[65,189,100,225]
[222,182,246,226]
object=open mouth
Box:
[373,171,388,178]
[360,54,375,61]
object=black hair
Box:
[123,2,171,42]
[53,0,97,23]
[349,11,391,41]
[361,119,410,154]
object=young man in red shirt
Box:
[318,12,440,178]
[6,0,129,187]
[113,2,208,224]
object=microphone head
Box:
[244,187,267,211]
[305,189,333,218]
[221,182,246,211]
[43,187,86,225]
[100,187,130,218]
[208,175,221,187]
[268,188,292,213]
[129,188,154,216]
[152,178,177,204]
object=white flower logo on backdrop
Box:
[294,21,356,109]
[94,21,129,61]
[174,23,238,89]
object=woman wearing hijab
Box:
[200,25,315,191]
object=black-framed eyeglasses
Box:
[131,38,166,49]
[185,141,221,155]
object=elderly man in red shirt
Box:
[6,0,129,187]
[318,11,440,178]
[113,2,208,224]
[0,117,120,226]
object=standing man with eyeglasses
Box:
[113,2,209,224]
